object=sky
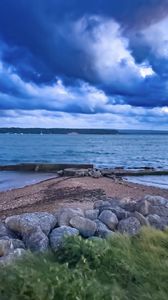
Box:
[0,0,168,129]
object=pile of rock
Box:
[1,195,168,265]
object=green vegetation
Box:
[1,228,168,300]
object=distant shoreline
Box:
[0,128,168,134]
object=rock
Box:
[120,200,137,212]
[84,209,99,220]
[144,195,168,206]
[99,210,118,230]
[95,220,114,238]
[147,214,168,230]
[132,212,149,226]
[5,212,57,237]
[50,226,79,251]
[70,216,97,237]
[0,221,15,239]
[88,169,102,178]
[93,200,111,210]
[24,229,49,252]
[0,248,26,266]
[148,206,168,217]
[108,206,130,220]
[58,208,84,227]
[32,212,57,235]
[136,200,150,216]
[11,239,25,250]
[0,239,13,257]
[118,217,141,236]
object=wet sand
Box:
[0,176,168,220]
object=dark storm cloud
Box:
[0,0,168,115]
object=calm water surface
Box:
[0,133,168,191]
[0,133,168,169]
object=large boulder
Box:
[93,200,111,210]
[24,229,49,252]
[144,195,168,207]
[84,209,99,220]
[132,212,149,226]
[147,214,168,230]
[98,210,118,230]
[136,200,150,216]
[5,212,57,237]
[95,220,114,238]
[148,206,168,217]
[118,217,141,236]
[70,216,97,237]
[50,226,79,251]
[58,208,84,227]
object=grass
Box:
[1,228,168,300]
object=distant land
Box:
[0,128,118,135]
[0,128,168,135]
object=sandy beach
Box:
[0,176,168,220]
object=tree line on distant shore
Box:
[0,128,118,134]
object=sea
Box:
[0,133,168,191]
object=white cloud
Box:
[143,17,168,59]
[71,16,155,86]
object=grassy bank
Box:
[1,228,168,300]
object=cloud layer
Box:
[0,0,168,128]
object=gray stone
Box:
[0,239,13,257]
[32,212,57,235]
[85,209,99,220]
[50,226,79,251]
[99,210,118,230]
[148,206,168,217]
[147,214,168,230]
[5,212,57,237]
[120,201,137,212]
[136,200,150,216]
[1,237,25,250]
[0,221,15,239]
[24,229,49,252]
[58,208,84,227]
[144,195,168,206]
[95,220,114,238]
[118,217,141,236]
[70,216,97,237]
[93,200,111,210]
[132,212,149,226]
[88,169,102,178]
[11,239,25,250]
[109,206,130,220]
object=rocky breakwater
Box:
[1,194,168,265]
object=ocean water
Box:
[0,171,57,192]
[125,175,168,190]
[0,133,168,191]
[0,133,168,169]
